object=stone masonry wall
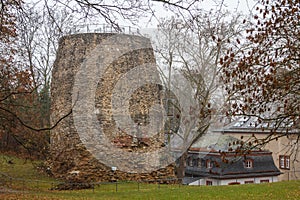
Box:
[50,33,175,183]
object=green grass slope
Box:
[0,154,299,200]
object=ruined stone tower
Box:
[50,33,176,182]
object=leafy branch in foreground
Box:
[222,0,300,132]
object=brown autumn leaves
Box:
[221,0,300,133]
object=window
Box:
[279,155,290,169]
[198,159,202,168]
[193,159,198,167]
[206,160,212,169]
[260,179,269,183]
[245,181,254,184]
[244,159,253,168]
[187,157,193,167]
[228,182,240,185]
[206,180,213,186]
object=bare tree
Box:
[0,0,40,156]
[0,1,76,157]
[153,9,246,178]
[17,2,76,125]
[51,0,202,29]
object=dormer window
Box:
[245,159,253,168]
[198,159,202,168]
[206,160,212,169]
[193,159,198,167]
[187,157,193,167]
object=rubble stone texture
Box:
[50,33,176,182]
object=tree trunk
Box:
[175,151,187,181]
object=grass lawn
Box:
[0,154,300,200]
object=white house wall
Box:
[219,176,278,185]
[188,179,206,186]
[189,176,279,186]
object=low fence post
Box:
[158,180,160,189]
[22,180,25,194]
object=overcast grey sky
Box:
[137,0,256,28]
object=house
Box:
[214,117,300,181]
[183,135,282,185]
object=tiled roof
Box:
[185,151,282,179]
[182,177,202,185]
[213,116,299,134]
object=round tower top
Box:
[67,24,141,36]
